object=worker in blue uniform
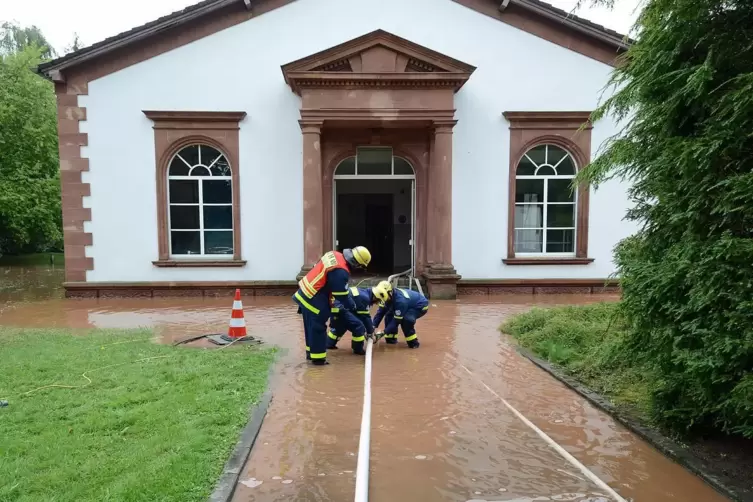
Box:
[371,281,429,349]
[293,247,371,365]
[327,286,377,355]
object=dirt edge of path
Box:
[209,391,273,502]
[516,347,750,502]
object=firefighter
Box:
[293,247,371,365]
[328,286,378,355]
[372,280,428,349]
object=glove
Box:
[369,331,385,344]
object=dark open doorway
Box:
[338,194,393,274]
[335,179,413,276]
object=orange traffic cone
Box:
[207,289,255,346]
[228,289,247,339]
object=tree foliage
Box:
[64,33,83,55]
[0,22,56,60]
[0,45,62,254]
[581,0,753,437]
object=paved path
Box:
[0,294,729,501]
[230,297,727,502]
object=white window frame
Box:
[167,145,234,259]
[514,144,578,257]
[333,148,415,179]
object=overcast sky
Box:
[2,0,642,55]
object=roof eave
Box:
[37,0,632,81]
[512,0,631,51]
[38,0,239,77]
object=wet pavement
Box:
[0,265,730,502]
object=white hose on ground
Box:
[354,337,374,502]
[460,364,628,502]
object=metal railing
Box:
[386,269,424,297]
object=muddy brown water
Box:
[0,265,730,502]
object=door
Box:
[333,179,338,249]
[364,194,393,274]
[336,193,366,253]
[410,179,416,275]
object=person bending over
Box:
[371,281,428,349]
[292,247,371,365]
[327,286,380,355]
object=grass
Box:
[501,302,655,422]
[0,328,276,502]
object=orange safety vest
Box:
[298,251,350,299]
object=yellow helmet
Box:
[349,246,371,268]
[372,280,393,303]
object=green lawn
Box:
[501,302,655,422]
[0,328,276,502]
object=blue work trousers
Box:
[328,310,367,353]
[384,307,428,344]
[293,291,331,362]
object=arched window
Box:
[334,148,415,177]
[514,144,577,254]
[167,144,233,256]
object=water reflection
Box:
[0,265,729,502]
[0,264,65,303]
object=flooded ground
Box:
[0,265,730,502]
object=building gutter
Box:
[509,0,631,50]
[38,0,244,79]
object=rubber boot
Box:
[385,334,398,345]
[407,339,420,349]
[312,359,329,366]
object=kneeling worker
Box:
[327,286,377,355]
[371,281,429,349]
[293,246,371,365]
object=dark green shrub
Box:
[582,0,753,437]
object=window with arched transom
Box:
[167,144,234,256]
[513,144,577,254]
[334,148,415,177]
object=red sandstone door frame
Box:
[331,153,417,275]
[410,177,416,274]
[324,140,427,276]
[281,30,475,297]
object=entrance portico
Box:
[282,29,475,299]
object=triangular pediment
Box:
[282,30,475,93]
[308,43,449,74]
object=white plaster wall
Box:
[81,0,635,282]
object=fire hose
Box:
[353,332,382,502]
[351,331,626,502]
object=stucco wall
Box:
[79,0,634,282]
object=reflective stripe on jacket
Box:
[373,288,428,327]
[298,251,350,299]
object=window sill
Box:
[503,257,594,265]
[153,260,247,268]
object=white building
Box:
[41,0,634,299]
